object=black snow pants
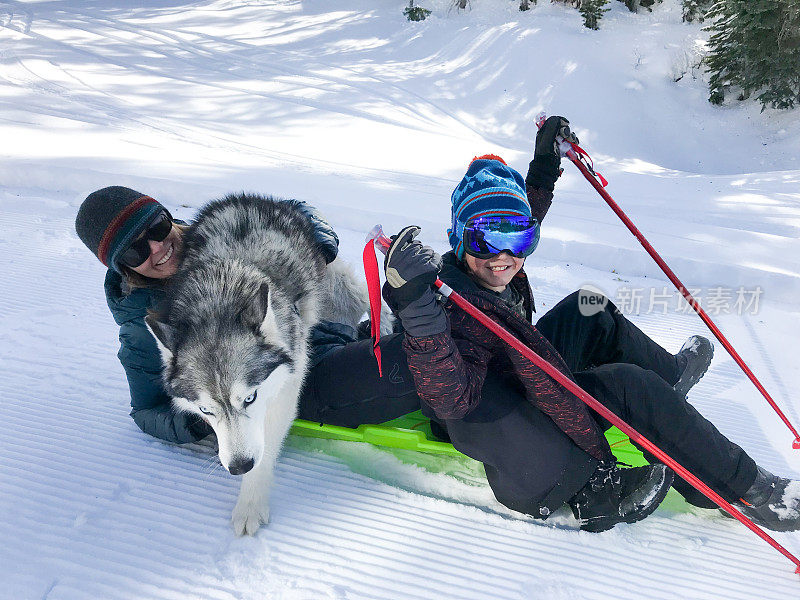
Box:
[538,291,757,509]
[298,290,757,516]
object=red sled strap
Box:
[362,238,383,377]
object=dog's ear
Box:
[242,282,272,333]
[145,314,176,363]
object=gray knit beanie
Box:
[75,186,166,272]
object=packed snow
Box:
[1,1,799,598]
[774,481,800,522]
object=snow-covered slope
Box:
[1,1,799,598]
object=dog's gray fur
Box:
[146,193,390,535]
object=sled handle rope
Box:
[364,225,800,575]
[535,112,800,451]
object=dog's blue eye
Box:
[243,390,258,406]
[199,406,214,416]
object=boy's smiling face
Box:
[464,251,524,292]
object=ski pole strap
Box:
[362,238,383,377]
[566,142,608,187]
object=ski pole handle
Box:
[366,224,392,253]
[535,111,577,159]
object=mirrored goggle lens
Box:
[463,215,540,258]
[118,211,173,268]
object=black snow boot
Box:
[568,462,674,532]
[729,466,800,532]
[673,335,714,398]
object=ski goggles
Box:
[462,214,540,259]
[118,210,174,268]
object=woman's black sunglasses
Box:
[118,211,173,268]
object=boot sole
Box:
[733,505,800,532]
[580,465,675,533]
[673,337,714,398]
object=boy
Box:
[381,117,800,532]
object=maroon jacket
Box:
[402,186,614,462]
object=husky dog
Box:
[146,193,389,535]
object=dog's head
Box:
[146,263,304,475]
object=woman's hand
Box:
[295,201,339,264]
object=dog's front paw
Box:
[231,498,270,536]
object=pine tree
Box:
[580,0,610,29]
[618,0,660,12]
[765,0,800,109]
[706,0,800,110]
[705,1,738,105]
[681,0,713,22]
[404,0,432,21]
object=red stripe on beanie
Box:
[97,196,157,265]
[455,190,528,222]
[467,209,527,220]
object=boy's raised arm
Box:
[525,115,579,224]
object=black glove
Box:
[526,115,580,192]
[295,201,339,264]
[383,226,441,310]
[382,226,447,337]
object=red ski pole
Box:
[368,225,800,575]
[535,114,800,450]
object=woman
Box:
[73,186,393,444]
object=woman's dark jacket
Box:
[105,272,211,443]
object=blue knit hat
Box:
[448,155,531,260]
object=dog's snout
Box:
[228,457,255,475]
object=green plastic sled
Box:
[290,410,648,466]
[289,412,694,512]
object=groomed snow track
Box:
[2,1,800,598]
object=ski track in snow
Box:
[2,1,800,599]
